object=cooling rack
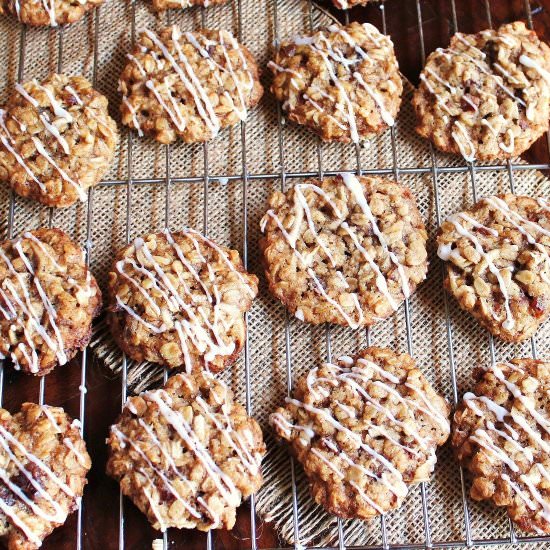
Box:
[0,0,549,549]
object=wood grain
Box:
[2,1,549,549]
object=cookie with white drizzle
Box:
[268,22,402,143]
[0,228,102,376]
[0,0,104,27]
[412,21,550,162]
[260,174,428,328]
[119,26,263,144]
[150,0,229,12]
[453,359,550,534]
[0,74,118,208]
[106,372,265,532]
[437,194,550,342]
[0,403,91,550]
[107,229,258,372]
[271,347,451,520]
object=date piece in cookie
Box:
[150,0,229,12]
[0,0,104,26]
[413,22,550,162]
[0,403,91,550]
[119,26,263,144]
[269,22,402,143]
[0,74,118,208]
[107,372,265,532]
[271,347,451,520]
[260,174,428,328]
[437,194,550,342]
[107,229,258,372]
[0,228,102,376]
[453,359,550,534]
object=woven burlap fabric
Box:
[1,0,549,547]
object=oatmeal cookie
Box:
[0,0,104,26]
[268,22,402,143]
[413,22,550,162]
[0,228,102,376]
[150,0,229,12]
[271,347,451,520]
[107,229,258,372]
[437,194,550,342]
[453,359,550,534]
[0,74,118,208]
[107,372,265,532]
[119,26,263,144]
[0,403,91,550]
[260,174,428,328]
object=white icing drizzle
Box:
[0,235,79,372]
[437,210,516,331]
[423,28,548,161]
[0,80,88,201]
[520,54,550,85]
[15,84,70,155]
[21,0,60,27]
[30,136,87,201]
[452,121,476,162]
[484,196,550,286]
[419,74,454,116]
[114,229,254,371]
[341,173,410,298]
[125,27,255,138]
[123,98,144,137]
[134,415,217,524]
[0,407,84,545]
[112,426,204,523]
[273,357,449,508]
[271,23,395,143]
[0,110,47,193]
[112,378,261,529]
[462,361,550,525]
[447,45,527,107]
[340,222,398,311]
[261,175,412,328]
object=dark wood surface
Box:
[2,1,550,549]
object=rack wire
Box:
[1,0,549,549]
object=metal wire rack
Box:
[1,0,549,549]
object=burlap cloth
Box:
[1,0,549,547]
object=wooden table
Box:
[3,1,549,548]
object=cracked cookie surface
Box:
[106,372,265,532]
[0,0,104,26]
[119,26,263,144]
[0,74,118,208]
[453,359,550,534]
[107,229,258,372]
[271,347,451,520]
[260,174,428,328]
[413,22,550,162]
[269,22,402,143]
[0,228,102,376]
[0,403,91,550]
[437,194,550,342]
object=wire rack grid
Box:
[1,0,549,549]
